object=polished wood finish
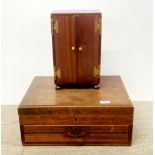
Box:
[18,76,134,146]
[19,76,132,107]
[23,125,129,133]
[76,14,101,84]
[51,11,101,87]
[19,115,133,125]
[52,15,77,84]
[24,133,129,145]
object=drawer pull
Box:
[71,46,75,50]
[68,131,85,138]
[78,46,83,51]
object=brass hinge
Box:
[54,67,61,79]
[51,19,58,34]
[94,18,101,33]
[93,66,100,77]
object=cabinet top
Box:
[51,10,101,15]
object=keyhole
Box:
[75,118,78,121]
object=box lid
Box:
[18,76,133,115]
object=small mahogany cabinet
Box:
[51,11,101,89]
[18,76,134,146]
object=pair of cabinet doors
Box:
[51,11,101,88]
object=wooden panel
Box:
[18,76,133,108]
[18,106,133,115]
[52,15,77,84]
[20,115,133,125]
[24,125,129,133]
[18,76,134,146]
[76,14,101,84]
[24,133,128,144]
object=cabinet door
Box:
[52,15,77,84]
[76,14,101,84]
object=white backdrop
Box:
[2,0,153,104]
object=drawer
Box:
[24,133,129,145]
[20,115,133,125]
[23,125,129,133]
[21,125,131,145]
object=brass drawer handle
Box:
[68,131,85,138]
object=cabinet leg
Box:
[55,85,61,90]
[94,84,100,89]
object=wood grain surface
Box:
[51,12,101,85]
[18,76,134,146]
[19,76,133,107]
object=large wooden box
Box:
[51,11,101,88]
[18,76,134,146]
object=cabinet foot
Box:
[55,85,61,90]
[94,84,100,89]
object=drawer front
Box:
[20,115,133,125]
[23,125,129,133]
[24,133,129,145]
[21,125,132,145]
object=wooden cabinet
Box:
[51,11,102,88]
